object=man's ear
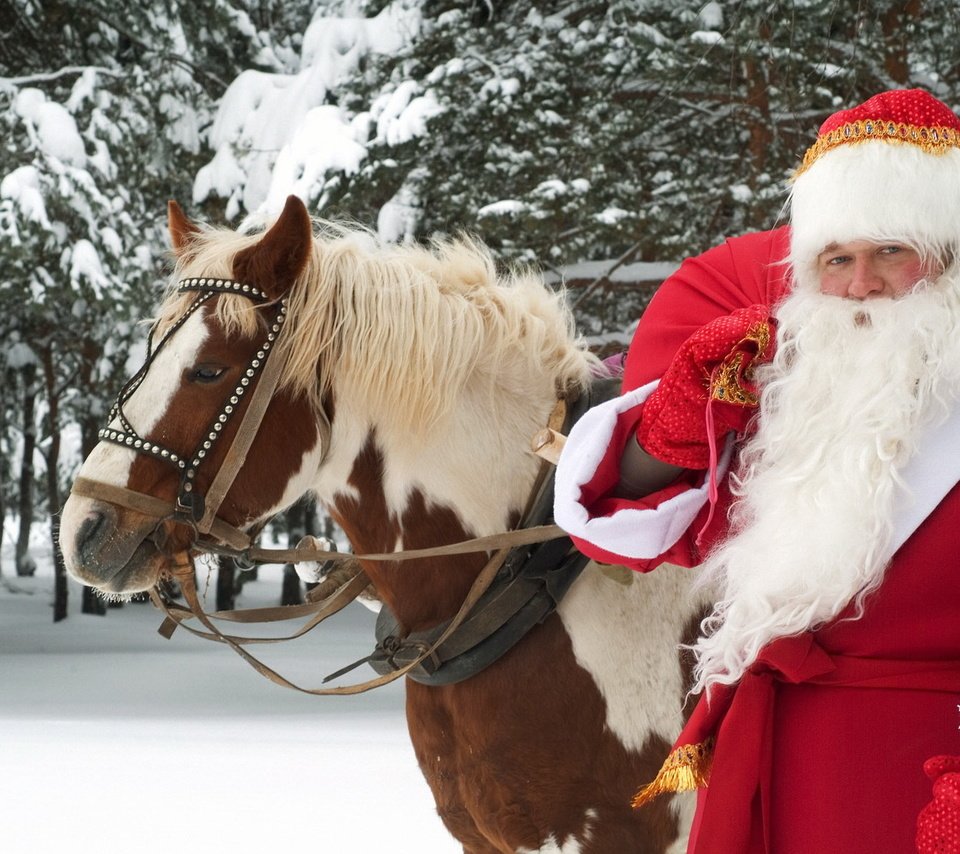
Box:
[168,200,202,255]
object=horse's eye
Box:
[190,365,227,383]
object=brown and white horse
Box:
[60,196,701,853]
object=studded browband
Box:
[97,277,288,532]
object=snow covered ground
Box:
[0,549,458,854]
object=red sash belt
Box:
[645,633,960,854]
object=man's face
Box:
[817,240,938,299]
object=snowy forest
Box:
[3,0,960,620]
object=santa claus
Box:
[555,89,960,853]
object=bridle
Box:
[87,276,328,547]
[98,278,285,532]
[70,274,578,695]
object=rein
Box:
[136,436,566,695]
[72,273,599,695]
[151,544,521,696]
[71,476,564,565]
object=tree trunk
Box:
[741,19,773,181]
[281,564,302,606]
[216,555,237,611]
[15,362,38,577]
[50,526,69,622]
[40,348,67,621]
[0,401,6,575]
[882,0,922,85]
[78,336,110,612]
[82,583,107,615]
[281,498,308,606]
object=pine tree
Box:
[0,0,307,611]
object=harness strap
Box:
[72,478,252,550]
[198,339,287,534]
[152,562,371,645]
[154,545,513,695]
[72,475,564,563]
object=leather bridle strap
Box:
[150,563,372,645]
[71,475,564,563]
[242,524,564,564]
[196,337,287,534]
[155,544,514,695]
[71,477,252,551]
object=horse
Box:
[59,195,703,853]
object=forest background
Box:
[2,0,957,620]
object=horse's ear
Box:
[168,200,201,255]
[232,195,313,299]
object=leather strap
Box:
[243,524,564,564]
[154,545,513,695]
[72,477,252,550]
[72,475,564,563]
[198,341,287,534]
[152,563,371,645]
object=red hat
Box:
[789,89,960,287]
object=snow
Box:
[0,547,457,854]
[15,87,87,166]
[698,2,724,30]
[68,238,108,296]
[66,67,98,112]
[548,259,680,284]
[378,180,422,244]
[690,30,724,46]
[4,341,37,369]
[477,199,528,217]
[595,207,631,225]
[196,2,426,221]
[262,105,368,214]
[372,81,444,146]
[1,165,51,230]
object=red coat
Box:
[554,227,960,853]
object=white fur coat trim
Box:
[890,402,960,555]
[554,381,735,560]
[555,381,960,565]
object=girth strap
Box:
[368,375,622,686]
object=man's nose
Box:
[847,258,885,298]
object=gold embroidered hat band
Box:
[789,89,960,282]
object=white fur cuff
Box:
[554,382,734,561]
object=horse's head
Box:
[60,196,325,594]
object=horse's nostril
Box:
[76,512,107,559]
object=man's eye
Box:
[190,366,227,383]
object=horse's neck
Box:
[315,380,556,630]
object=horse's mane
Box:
[156,220,596,431]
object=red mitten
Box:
[917,756,960,854]
[636,305,776,469]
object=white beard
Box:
[691,269,960,692]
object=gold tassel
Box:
[632,738,715,808]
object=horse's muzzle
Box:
[59,492,169,593]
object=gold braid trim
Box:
[795,120,960,178]
[709,321,771,406]
[632,738,715,809]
